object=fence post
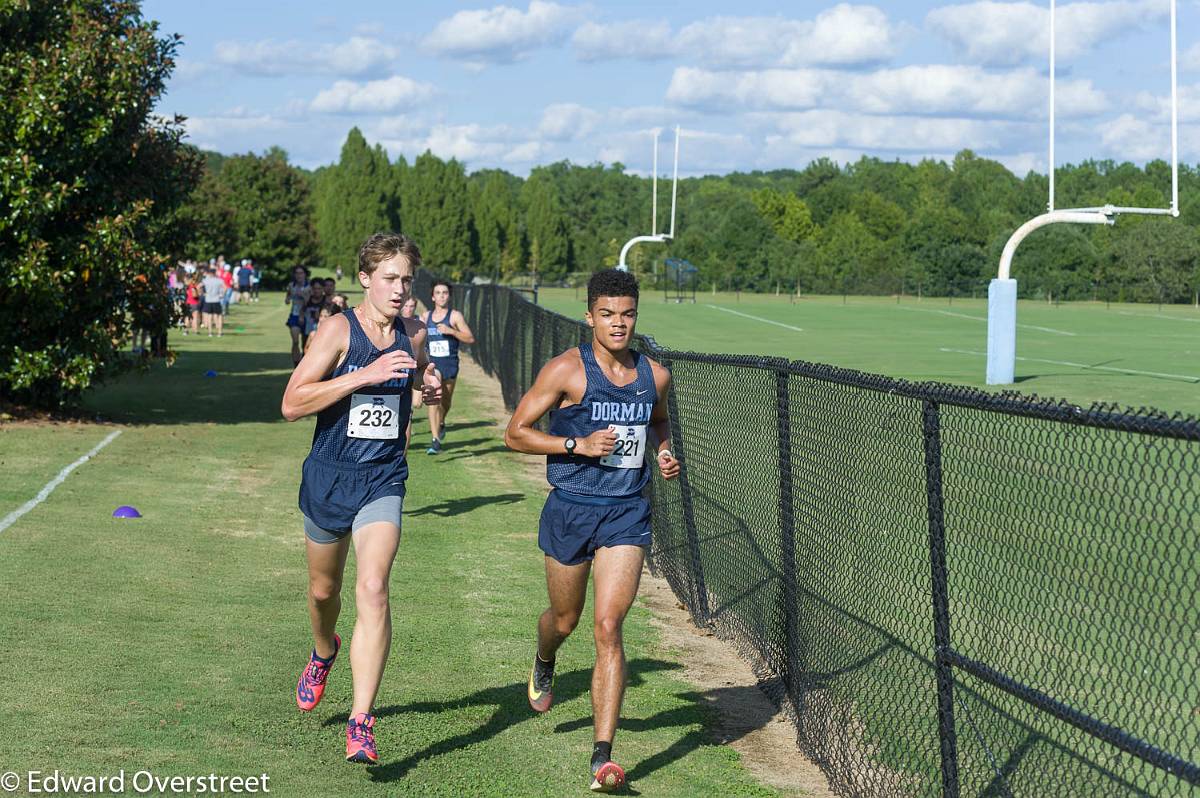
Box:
[922,399,960,798]
[663,357,710,624]
[776,369,801,712]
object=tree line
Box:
[5,1,1195,408]
[182,128,1200,305]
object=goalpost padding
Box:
[987,278,1017,385]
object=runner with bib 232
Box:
[503,268,679,793]
[281,233,441,766]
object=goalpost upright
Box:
[618,126,681,272]
[986,0,1179,384]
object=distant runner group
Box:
[281,233,678,793]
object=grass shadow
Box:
[405,493,526,517]
[317,658,680,784]
[82,350,294,425]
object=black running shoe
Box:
[527,655,554,713]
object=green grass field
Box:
[537,288,1200,415]
[0,292,786,797]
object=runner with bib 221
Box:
[504,268,680,793]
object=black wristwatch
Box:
[564,437,577,455]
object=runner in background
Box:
[236,259,252,303]
[201,266,225,337]
[285,266,310,365]
[423,280,475,454]
[249,261,261,302]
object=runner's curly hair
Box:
[587,268,639,309]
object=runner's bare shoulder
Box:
[537,347,586,392]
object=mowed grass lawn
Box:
[0,294,783,797]
[538,288,1200,415]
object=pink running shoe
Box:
[296,634,340,712]
[345,712,379,765]
[590,761,626,793]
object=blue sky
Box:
[146,0,1199,179]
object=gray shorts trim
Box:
[303,495,404,544]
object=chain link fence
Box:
[414,272,1200,797]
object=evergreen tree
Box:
[522,171,573,281]
[316,128,396,272]
[406,152,476,279]
[472,170,520,277]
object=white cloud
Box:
[172,59,213,82]
[674,17,807,67]
[310,76,435,114]
[1100,113,1169,160]
[1183,42,1200,71]
[765,109,1006,151]
[667,67,830,111]
[572,6,898,68]
[374,122,524,163]
[184,108,288,139]
[667,65,1108,119]
[538,103,602,141]
[994,151,1043,175]
[782,4,898,66]
[848,65,1107,117]
[572,20,674,62]
[535,103,677,142]
[214,36,400,77]
[927,0,1166,67]
[181,111,295,153]
[423,1,583,64]
[504,141,545,163]
[595,128,755,176]
[1134,85,1200,122]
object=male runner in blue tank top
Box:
[504,268,681,793]
[423,279,475,454]
[281,233,442,766]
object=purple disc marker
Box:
[112,505,142,519]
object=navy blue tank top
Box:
[547,343,656,498]
[425,309,459,364]
[307,309,413,469]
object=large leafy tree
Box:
[301,137,1200,301]
[177,147,319,284]
[0,0,201,407]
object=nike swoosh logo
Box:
[636,390,649,396]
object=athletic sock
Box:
[312,640,337,665]
[534,653,555,674]
[591,741,612,773]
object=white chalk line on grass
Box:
[895,305,1076,336]
[939,348,1200,383]
[704,304,803,332]
[0,429,122,535]
[1117,311,1200,324]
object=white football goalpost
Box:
[618,126,680,272]
[986,0,1179,384]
